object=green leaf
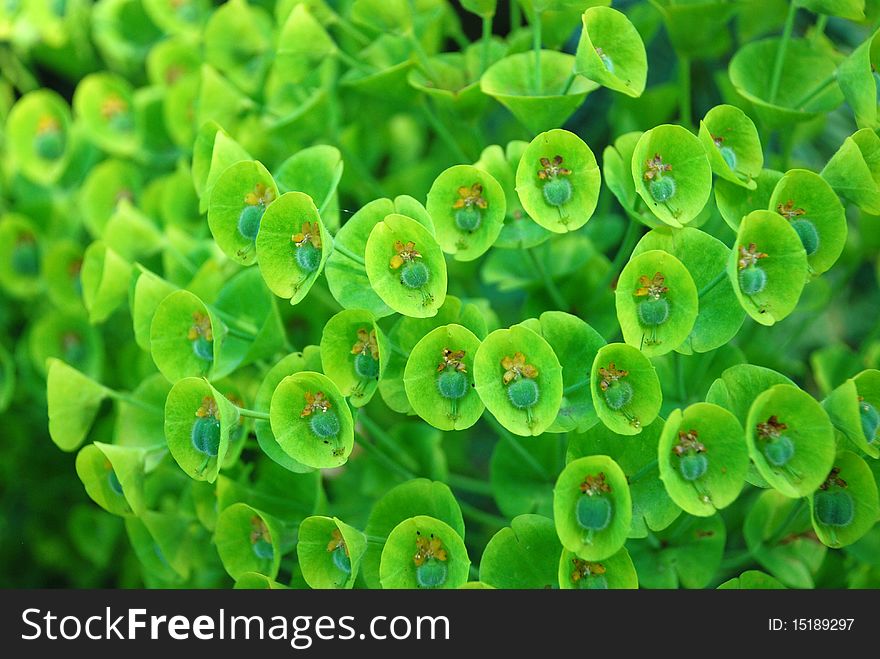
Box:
[489,430,559,519]
[215,502,284,580]
[821,128,880,214]
[698,104,762,189]
[809,450,879,548]
[574,6,647,98]
[320,309,388,407]
[5,89,72,184]
[297,516,367,589]
[273,145,344,226]
[479,514,562,589]
[72,72,139,156]
[81,241,132,324]
[47,358,108,451]
[75,441,148,516]
[0,214,42,298]
[649,0,736,59]
[823,369,880,459]
[558,546,638,589]
[715,168,783,232]
[796,0,865,20]
[838,29,880,130]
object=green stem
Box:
[358,412,421,473]
[813,13,828,40]
[106,390,163,415]
[459,500,509,529]
[698,270,728,298]
[334,48,372,74]
[563,379,589,396]
[481,15,493,75]
[163,241,198,277]
[769,2,797,105]
[561,69,577,96]
[792,72,836,109]
[485,414,551,482]
[407,29,439,82]
[532,10,543,94]
[355,434,417,480]
[212,308,260,337]
[236,407,270,421]
[628,458,659,485]
[644,529,662,550]
[446,472,494,496]
[596,219,641,295]
[510,0,521,32]
[469,564,480,581]
[525,247,568,310]
[420,99,470,162]
[448,19,471,51]
[329,13,370,47]
[720,549,757,572]
[767,498,806,546]
[366,534,387,545]
[331,241,366,266]
[678,56,691,127]
[675,352,687,403]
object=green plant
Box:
[1,0,879,590]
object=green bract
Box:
[426,165,505,260]
[73,72,139,156]
[809,451,879,549]
[714,169,783,232]
[6,89,72,183]
[745,384,836,498]
[269,371,354,469]
[838,28,880,129]
[215,503,283,580]
[473,325,563,436]
[319,309,388,407]
[698,104,762,189]
[75,442,147,517]
[379,515,470,589]
[822,370,880,459]
[821,129,880,215]
[659,403,748,517]
[590,343,662,435]
[728,210,808,326]
[296,516,367,589]
[631,124,712,227]
[515,129,600,233]
[574,6,647,98]
[479,514,561,589]
[615,249,698,356]
[553,455,632,560]
[0,214,42,298]
[558,547,638,589]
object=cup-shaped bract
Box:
[269,371,354,469]
[822,370,880,459]
[717,570,786,590]
[838,28,880,130]
[73,72,139,156]
[768,169,846,276]
[714,168,783,232]
[81,241,132,324]
[698,104,762,189]
[558,546,638,590]
[379,515,470,589]
[631,228,745,354]
[75,442,147,517]
[296,516,367,589]
[553,455,631,560]
[746,384,836,498]
[204,0,273,96]
[631,125,712,227]
[478,514,562,589]
[659,403,749,517]
[404,324,484,431]
[728,38,843,128]
[515,129,601,234]
[518,311,606,433]
[79,158,144,236]
[728,210,808,326]
[47,358,108,452]
[193,122,252,212]
[255,191,331,304]
[338,35,416,104]
[0,214,42,298]
[603,131,666,228]
[273,145,344,228]
[215,503,283,580]
[408,45,506,117]
[426,165,505,261]
[590,343,662,435]
[319,309,389,407]
[473,325,563,436]
[29,311,104,379]
[615,249,698,357]
[821,129,880,215]
[365,213,447,318]
[796,0,865,20]
[6,89,72,184]
[649,0,736,59]
[125,512,191,584]
[480,51,599,134]
[207,160,278,266]
[809,451,879,549]
[164,377,241,483]
[574,6,647,98]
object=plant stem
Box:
[105,390,163,415]
[337,146,387,199]
[525,247,568,310]
[698,269,728,298]
[355,433,417,480]
[678,55,691,127]
[561,69,577,95]
[563,379,589,396]
[329,13,370,47]
[236,407,270,421]
[628,458,659,485]
[358,412,421,473]
[767,498,806,546]
[769,2,797,105]
[675,351,687,403]
[813,13,828,40]
[596,219,641,295]
[459,500,509,529]
[331,241,366,266]
[366,534,387,545]
[334,47,372,74]
[421,99,471,162]
[484,414,551,482]
[481,14,493,75]
[792,72,836,109]
[532,9,543,94]
[510,0,521,32]
[211,308,260,337]
[446,472,494,496]
[407,30,439,82]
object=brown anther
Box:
[571,558,606,582]
[187,311,213,342]
[643,153,672,181]
[413,532,447,566]
[301,391,332,418]
[351,328,379,360]
[673,429,706,456]
[756,415,787,441]
[776,199,806,221]
[819,467,848,491]
[291,221,322,249]
[737,243,768,270]
[634,272,669,299]
[389,241,422,269]
[537,155,572,181]
[598,362,629,392]
[580,472,611,496]
[326,528,350,556]
[453,183,488,210]
[195,396,220,420]
[438,348,467,374]
[501,352,538,385]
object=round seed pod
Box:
[215,503,283,580]
[379,516,470,590]
[554,455,631,560]
[164,377,240,483]
[515,129,601,234]
[558,547,638,590]
[574,6,647,98]
[590,343,662,435]
[269,371,354,469]
[365,213,447,318]
[426,164,506,261]
[768,169,847,277]
[745,384,836,498]
[615,249,698,357]
[296,516,367,589]
[631,124,712,227]
[809,451,879,548]
[6,89,72,184]
[319,309,388,407]
[698,104,763,189]
[658,403,749,517]
[728,210,809,326]
[72,72,139,157]
[404,324,484,432]
[473,325,563,436]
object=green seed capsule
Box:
[191,416,221,457]
[814,489,854,528]
[107,469,124,496]
[790,219,819,256]
[579,574,609,590]
[599,53,614,75]
[739,265,767,295]
[719,145,737,171]
[637,297,669,327]
[437,368,468,400]
[454,206,482,232]
[542,177,573,207]
[603,380,633,411]
[400,261,430,289]
[576,494,612,531]
[237,203,265,241]
[678,453,708,481]
[507,377,540,409]
[415,558,448,588]
[108,111,133,133]
[762,434,794,467]
[860,400,879,444]
[648,176,676,203]
[309,410,341,439]
[34,131,65,160]
[252,538,275,560]
[192,336,214,362]
[332,546,352,574]
[12,241,39,276]
[295,241,321,273]
[353,351,380,379]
